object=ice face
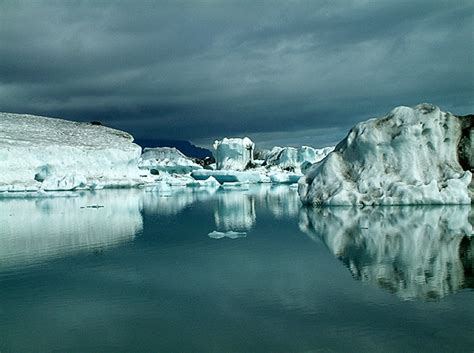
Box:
[138,147,202,174]
[299,205,473,300]
[0,113,143,192]
[265,146,334,172]
[213,137,255,171]
[191,169,270,184]
[299,104,472,205]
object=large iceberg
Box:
[0,113,143,192]
[213,137,254,170]
[138,147,202,174]
[299,104,472,205]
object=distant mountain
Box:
[134,139,212,159]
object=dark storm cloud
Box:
[1,0,473,148]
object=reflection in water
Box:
[212,185,301,232]
[0,190,143,270]
[299,206,474,300]
[2,185,472,302]
[214,191,256,231]
[143,187,217,215]
[256,185,301,219]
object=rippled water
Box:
[0,185,472,353]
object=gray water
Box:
[0,185,472,353]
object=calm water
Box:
[0,185,472,353]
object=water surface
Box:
[0,185,472,353]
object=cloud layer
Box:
[1,0,473,147]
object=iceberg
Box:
[265,145,334,172]
[0,113,142,192]
[138,147,202,174]
[191,169,270,184]
[213,137,255,170]
[299,104,472,205]
[268,171,303,184]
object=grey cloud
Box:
[0,0,473,147]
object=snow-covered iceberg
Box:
[299,206,473,300]
[265,145,334,172]
[299,104,472,205]
[138,147,202,174]
[0,113,143,192]
[213,137,254,170]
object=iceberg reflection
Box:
[0,190,143,271]
[214,191,256,231]
[299,206,474,300]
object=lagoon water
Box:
[0,185,473,353]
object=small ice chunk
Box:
[207,231,247,239]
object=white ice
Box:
[299,104,472,205]
[138,147,202,174]
[213,137,254,170]
[265,145,334,173]
[207,231,247,239]
[0,113,142,192]
[191,169,270,184]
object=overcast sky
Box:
[1,0,473,148]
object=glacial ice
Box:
[265,145,334,172]
[213,137,255,170]
[0,113,142,192]
[208,231,247,239]
[299,104,472,205]
[191,169,270,184]
[138,147,202,174]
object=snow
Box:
[138,147,202,174]
[213,137,254,170]
[0,113,142,192]
[299,104,472,205]
[299,205,473,299]
[265,145,334,172]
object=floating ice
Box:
[0,113,142,192]
[138,147,202,174]
[207,231,247,239]
[265,145,334,172]
[299,104,472,205]
[191,169,270,184]
[213,137,255,170]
